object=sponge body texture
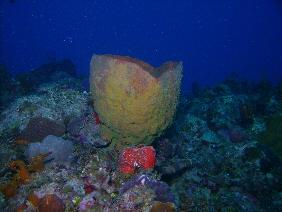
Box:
[90,55,182,147]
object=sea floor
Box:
[0,61,282,211]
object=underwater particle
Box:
[150,201,176,212]
[119,146,156,174]
[90,54,183,148]
[38,194,65,212]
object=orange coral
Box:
[28,152,51,172]
[27,192,40,208]
[1,153,50,199]
[9,160,31,184]
[38,194,65,212]
[16,203,28,212]
[14,138,29,145]
[150,201,176,212]
[0,177,20,198]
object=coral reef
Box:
[1,61,281,211]
[90,54,182,148]
[0,78,88,143]
[155,79,282,211]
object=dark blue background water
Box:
[1,0,282,92]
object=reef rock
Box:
[20,116,66,143]
[90,54,182,148]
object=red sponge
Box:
[119,146,156,174]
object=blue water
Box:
[0,0,282,92]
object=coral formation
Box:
[0,152,50,199]
[150,201,176,212]
[19,116,66,143]
[38,194,65,212]
[119,146,156,174]
[25,135,74,165]
[0,177,20,198]
[1,60,282,211]
[8,160,31,184]
[27,192,40,208]
[0,77,88,142]
[67,111,109,147]
[90,54,182,147]
[120,174,175,203]
[28,152,51,172]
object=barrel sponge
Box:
[90,54,183,148]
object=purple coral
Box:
[120,174,175,203]
[67,112,109,147]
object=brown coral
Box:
[150,201,176,212]
[28,152,51,172]
[14,138,29,145]
[27,192,40,208]
[19,116,66,142]
[38,194,65,212]
[0,153,49,199]
[0,177,20,198]
[9,160,31,184]
[0,160,30,198]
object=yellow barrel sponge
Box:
[90,54,182,148]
